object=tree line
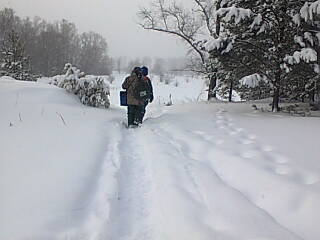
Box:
[0,8,112,80]
[114,56,188,75]
[139,0,320,111]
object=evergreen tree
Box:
[208,0,320,110]
[0,30,33,81]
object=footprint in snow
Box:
[193,130,206,135]
[239,138,255,145]
[274,165,291,175]
[215,119,225,125]
[236,128,244,133]
[202,135,215,141]
[241,149,261,159]
[219,125,227,130]
[216,115,225,119]
[261,145,273,152]
[270,154,290,164]
[293,171,320,185]
[248,134,257,140]
[228,130,240,136]
[302,174,319,185]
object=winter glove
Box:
[149,94,154,103]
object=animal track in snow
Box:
[248,134,257,140]
[192,130,206,135]
[261,145,273,152]
[240,149,261,159]
[302,174,319,185]
[293,171,320,185]
[239,139,255,145]
[274,166,290,175]
[213,110,319,187]
[270,154,290,164]
[228,130,240,136]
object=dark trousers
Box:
[127,104,146,126]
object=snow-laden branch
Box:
[285,48,318,65]
[239,74,268,88]
[216,5,252,24]
[205,37,233,53]
[300,0,320,21]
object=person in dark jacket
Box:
[122,67,146,127]
[138,66,153,124]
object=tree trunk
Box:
[272,70,281,112]
[310,92,315,102]
[228,80,233,102]
[208,75,216,100]
[272,69,281,112]
[207,0,221,101]
[310,82,315,102]
[272,86,280,112]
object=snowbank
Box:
[1,74,319,240]
[0,78,122,240]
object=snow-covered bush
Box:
[77,76,110,108]
[44,63,110,108]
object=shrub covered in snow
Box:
[43,63,111,108]
[77,76,110,108]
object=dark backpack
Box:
[133,79,150,101]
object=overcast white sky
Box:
[0,0,188,59]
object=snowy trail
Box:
[93,106,315,240]
[107,124,156,240]
[2,78,320,240]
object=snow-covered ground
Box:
[0,74,320,240]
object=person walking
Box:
[121,67,147,127]
[121,66,154,127]
[138,66,153,123]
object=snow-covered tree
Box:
[138,0,224,100]
[0,8,113,77]
[286,1,320,102]
[0,30,34,81]
[79,32,112,75]
[206,0,320,110]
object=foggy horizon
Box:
[0,0,189,59]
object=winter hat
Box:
[132,66,141,74]
[141,66,148,76]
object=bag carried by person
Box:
[120,90,128,106]
[133,80,150,101]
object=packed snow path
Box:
[94,106,319,240]
[1,79,320,240]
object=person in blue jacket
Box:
[137,66,153,124]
